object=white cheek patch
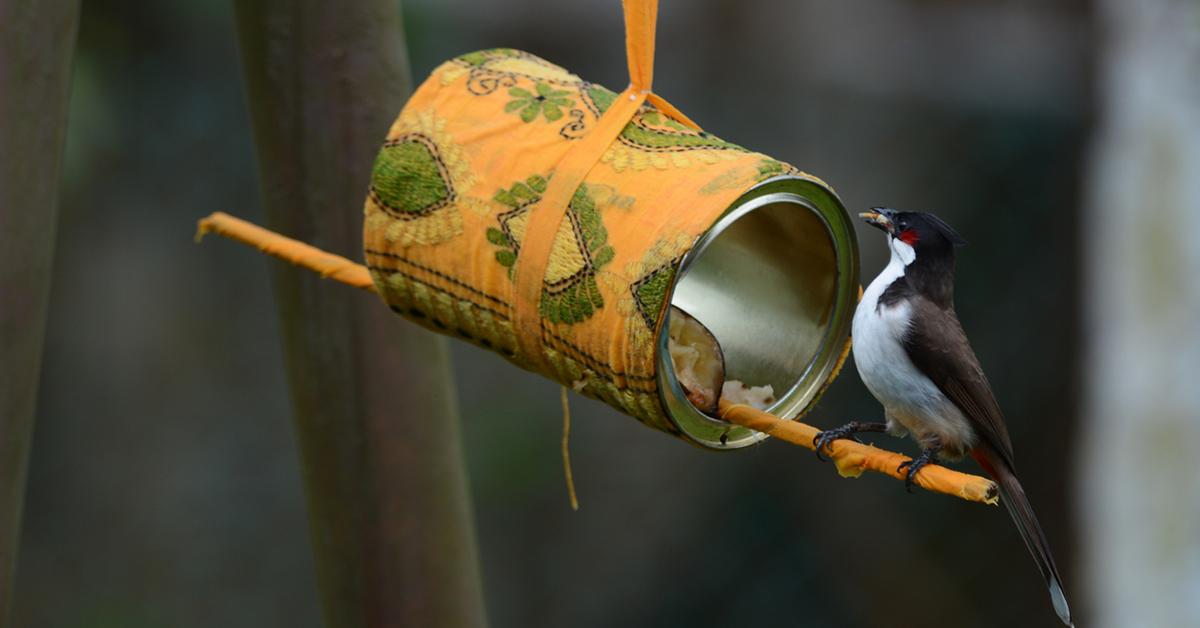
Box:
[889,236,916,266]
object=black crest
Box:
[921,212,967,247]
[877,208,967,248]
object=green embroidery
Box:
[620,114,743,152]
[639,111,691,131]
[456,48,522,67]
[487,174,547,276]
[756,158,797,179]
[488,176,614,324]
[585,84,617,116]
[370,135,453,217]
[506,83,574,123]
[630,261,677,330]
[539,184,613,324]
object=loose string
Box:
[560,386,579,511]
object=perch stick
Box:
[196,212,375,291]
[196,212,1000,505]
[718,400,998,505]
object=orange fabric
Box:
[512,87,648,374]
[624,0,657,91]
[718,400,999,505]
[645,93,700,130]
[514,0,691,373]
[196,212,375,291]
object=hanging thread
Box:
[560,385,580,511]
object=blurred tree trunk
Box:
[0,1,80,622]
[233,2,487,627]
[1081,1,1200,626]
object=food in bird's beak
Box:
[858,209,893,233]
[667,306,775,416]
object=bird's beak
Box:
[859,208,894,234]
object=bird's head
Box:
[859,207,966,265]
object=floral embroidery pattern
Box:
[609,233,694,352]
[488,175,615,324]
[487,175,548,276]
[369,135,453,219]
[364,110,483,246]
[439,48,581,93]
[506,83,574,123]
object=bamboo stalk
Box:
[0,1,81,621]
[232,2,487,626]
[197,212,999,505]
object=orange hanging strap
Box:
[647,93,700,130]
[623,0,657,91]
[510,88,646,371]
[512,0,703,371]
[624,0,701,130]
[512,0,664,371]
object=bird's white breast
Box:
[852,238,975,455]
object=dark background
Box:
[15,1,1095,626]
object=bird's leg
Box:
[897,442,942,493]
[813,421,889,460]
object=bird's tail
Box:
[972,447,1074,627]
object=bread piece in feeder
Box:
[666,306,726,415]
[667,305,775,415]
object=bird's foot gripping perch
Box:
[812,422,888,461]
[898,445,942,493]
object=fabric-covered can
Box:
[363,48,859,449]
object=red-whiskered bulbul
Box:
[815,208,1073,627]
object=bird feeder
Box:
[200,0,998,502]
[362,43,859,448]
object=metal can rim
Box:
[654,174,860,449]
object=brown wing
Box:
[902,296,1015,466]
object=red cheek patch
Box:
[898,229,920,245]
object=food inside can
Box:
[667,306,776,416]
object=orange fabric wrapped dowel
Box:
[718,400,999,505]
[196,212,375,292]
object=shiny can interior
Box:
[656,175,860,449]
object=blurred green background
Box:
[13,0,1109,626]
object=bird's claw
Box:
[897,448,939,493]
[812,422,865,461]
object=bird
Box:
[814,207,1073,627]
